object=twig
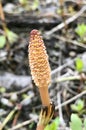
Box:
[2,85,32,98]
[12,111,21,126]
[8,119,34,130]
[45,6,86,36]
[55,90,86,110]
[51,58,75,82]
[57,92,65,126]
[0,95,34,130]
[53,34,86,49]
[55,74,85,83]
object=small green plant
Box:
[19,0,39,11]
[5,28,18,44]
[71,99,84,113]
[0,1,18,49]
[44,114,86,130]
[75,23,86,43]
[75,57,84,72]
[44,117,60,130]
[19,0,28,6]
[70,114,86,130]
[84,118,86,129]
[0,35,6,48]
[70,114,82,130]
[31,0,39,10]
[0,86,6,93]
[0,28,18,48]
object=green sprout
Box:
[71,99,84,113]
[0,28,18,49]
[75,57,84,72]
[70,114,82,130]
[5,28,18,44]
[75,23,86,43]
[70,114,86,130]
[45,117,60,130]
[19,0,39,11]
[31,0,39,10]
[19,0,28,6]
[0,35,6,48]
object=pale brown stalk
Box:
[29,29,55,130]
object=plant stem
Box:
[39,87,50,106]
[36,124,45,130]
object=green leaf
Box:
[71,99,84,112]
[70,114,82,130]
[0,35,6,48]
[22,94,28,99]
[19,0,28,5]
[29,122,35,129]
[5,28,18,44]
[0,87,6,93]
[44,117,60,130]
[84,118,86,129]
[75,58,84,72]
[32,0,39,10]
[75,23,86,38]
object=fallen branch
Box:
[56,90,86,110]
[45,6,86,36]
[53,34,86,49]
[8,119,34,130]
[55,73,86,83]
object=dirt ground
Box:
[0,0,86,130]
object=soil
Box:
[0,1,86,130]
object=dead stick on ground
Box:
[53,34,86,49]
[8,119,34,130]
[57,92,65,126]
[55,73,86,83]
[45,6,86,36]
[55,90,86,110]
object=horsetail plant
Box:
[29,29,55,130]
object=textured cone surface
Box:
[29,29,51,88]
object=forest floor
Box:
[0,0,86,130]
